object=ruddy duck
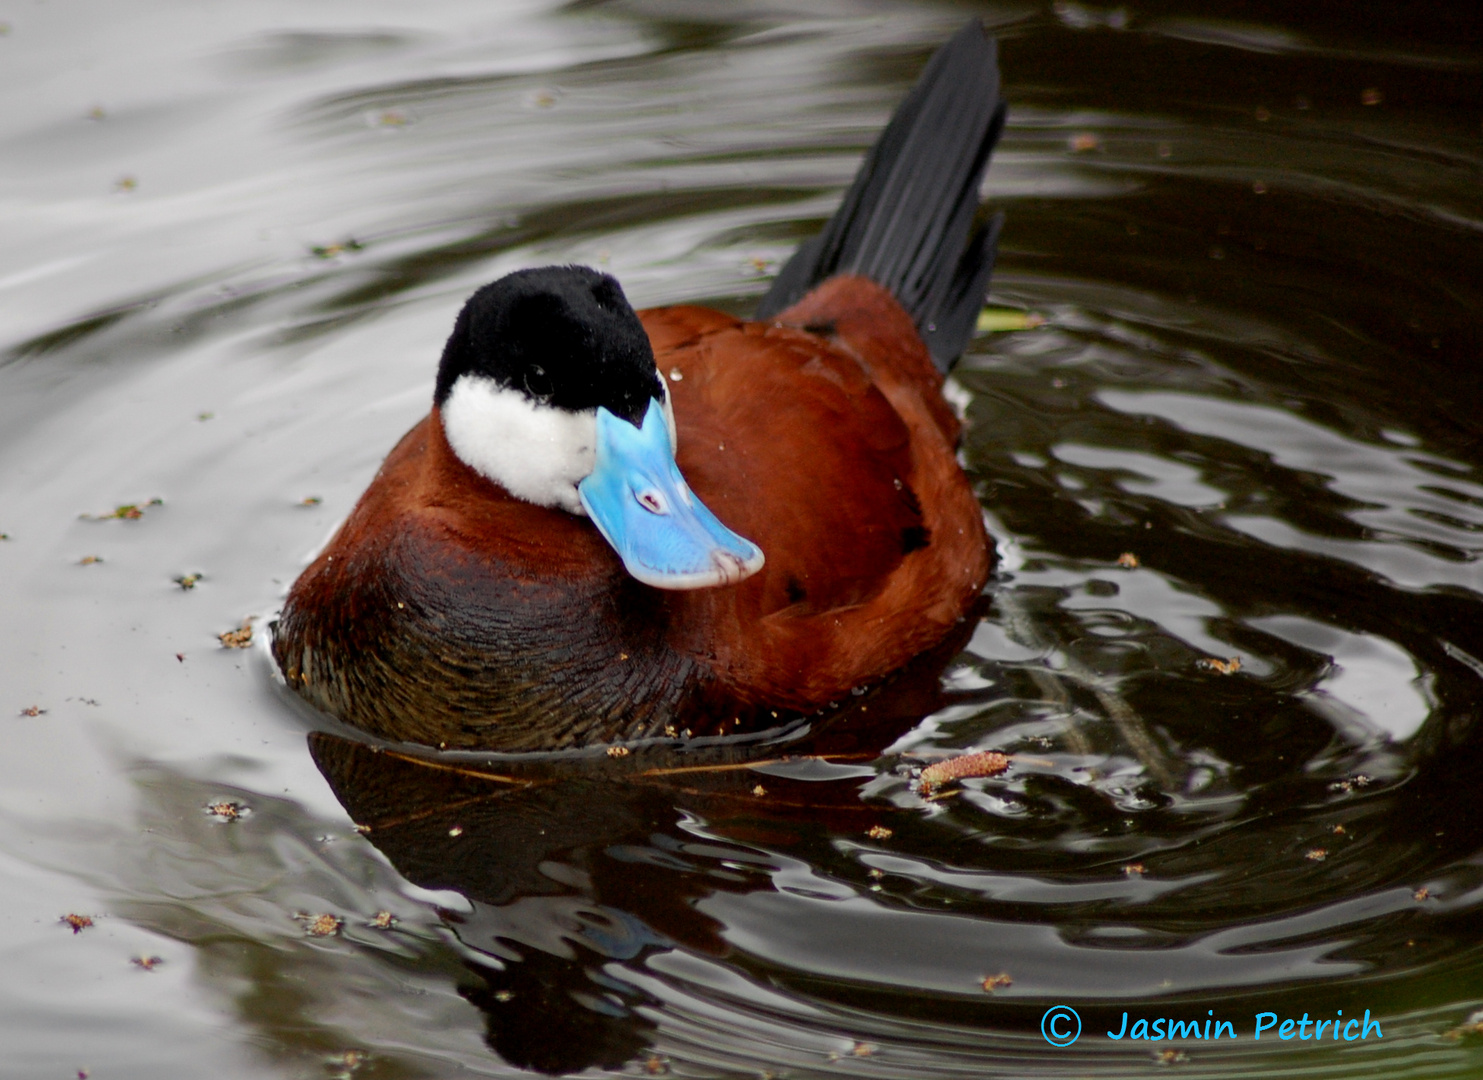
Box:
[273,21,1006,750]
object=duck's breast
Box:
[274,415,701,749]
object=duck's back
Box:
[650,276,989,710]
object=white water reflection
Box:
[1097,390,1483,593]
[1053,442,1228,507]
[1251,615,1429,741]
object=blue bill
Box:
[578,399,764,590]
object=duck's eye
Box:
[523,365,553,401]
[636,489,668,515]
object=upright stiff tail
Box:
[756,21,1006,374]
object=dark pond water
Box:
[1,1,1481,1076]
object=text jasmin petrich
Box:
[1107,1010,1383,1041]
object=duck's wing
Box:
[647,307,924,620]
[644,304,990,710]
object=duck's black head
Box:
[434,265,670,515]
[434,265,662,425]
[432,265,762,589]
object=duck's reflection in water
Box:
[305,592,1483,1074]
[308,622,975,1073]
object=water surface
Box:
[2,1,1482,1077]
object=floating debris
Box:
[1123,863,1146,876]
[448,825,464,837]
[61,914,94,934]
[643,1054,669,1075]
[1361,87,1383,106]
[1333,824,1347,835]
[296,912,344,938]
[84,497,162,521]
[1253,180,1268,194]
[1196,656,1241,675]
[79,555,103,566]
[1155,1048,1188,1065]
[866,825,893,840]
[130,955,163,971]
[981,973,1013,993]
[114,175,137,192]
[297,496,322,507]
[1069,132,1100,153]
[311,239,364,259]
[918,750,1010,794]
[371,107,412,127]
[920,787,959,803]
[204,800,248,822]
[526,89,558,109]
[1328,774,1374,794]
[605,745,630,758]
[196,411,214,421]
[328,1049,370,1078]
[218,618,255,648]
[976,308,1046,333]
[368,911,398,930]
[1414,887,1430,902]
[1117,552,1140,568]
[752,784,767,797]
[173,573,202,590]
[1306,848,1328,862]
[18,705,46,717]
[1444,1010,1483,1040]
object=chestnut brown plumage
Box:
[273,21,1005,750]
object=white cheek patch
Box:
[441,375,596,514]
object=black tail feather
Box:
[756,21,1006,374]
